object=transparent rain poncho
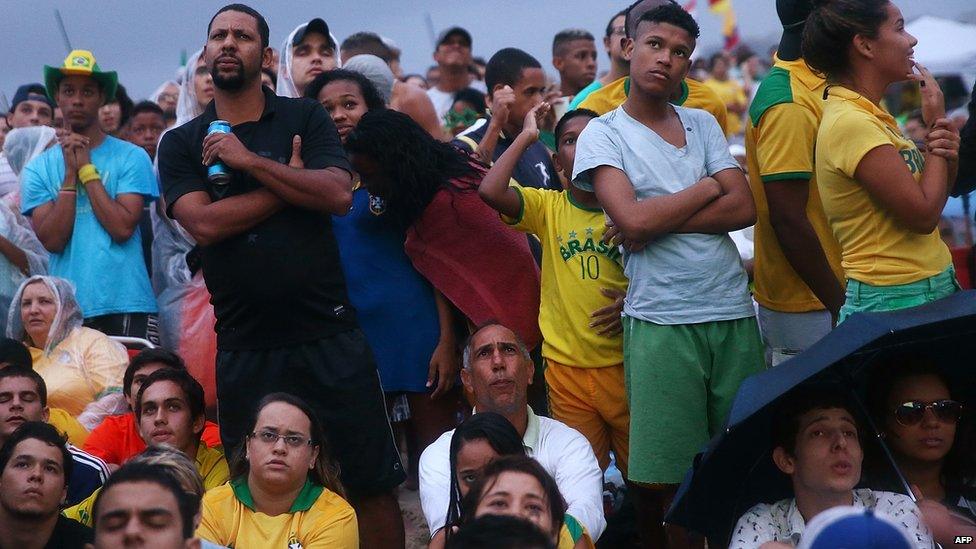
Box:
[7,275,127,428]
[151,48,219,406]
[276,23,342,98]
[175,49,207,125]
[2,125,57,207]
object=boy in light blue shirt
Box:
[572,4,764,545]
[21,50,158,342]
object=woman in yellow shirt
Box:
[7,275,127,428]
[802,0,961,321]
[197,393,358,548]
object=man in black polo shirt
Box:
[454,48,560,190]
[156,5,405,547]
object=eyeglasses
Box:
[893,400,963,426]
[444,108,479,129]
[249,430,314,448]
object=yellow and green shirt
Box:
[745,57,845,312]
[504,187,626,367]
[64,442,230,526]
[703,77,747,136]
[816,85,951,285]
[197,478,358,549]
[577,76,730,136]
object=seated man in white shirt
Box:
[419,322,605,543]
[729,387,933,549]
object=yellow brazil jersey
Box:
[503,187,627,367]
[577,76,730,136]
[558,514,595,549]
[197,479,358,549]
[816,85,951,285]
[64,442,230,527]
[703,77,747,136]
[49,407,89,446]
[745,57,845,312]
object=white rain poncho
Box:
[150,48,219,407]
[149,80,180,113]
[2,125,57,207]
[175,49,208,125]
[276,23,342,98]
[7,275,127,428]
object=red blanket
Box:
[406,182,542,350]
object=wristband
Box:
[78,164,100,185]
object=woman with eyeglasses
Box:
[197,393,358,548]
[868,359,975,522]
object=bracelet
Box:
[60,187,77,193]
[78,164,100,185]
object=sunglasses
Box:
[893,400,963,426]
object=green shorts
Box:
[623,315,765,485]
[838,267,961,323]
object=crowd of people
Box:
[0,0,974,547]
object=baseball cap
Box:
[43,50,118,104]
[436,26,472,49]
[9,83,56,113]
[292,18,336,49]
[797,506,915,549]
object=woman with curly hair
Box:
[344,109,542,350]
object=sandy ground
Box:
[399,485,431,549]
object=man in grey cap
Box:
[278,17,339,98]
[426,27,485,122]
[340,34,446,138]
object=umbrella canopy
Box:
[666,290,976,545]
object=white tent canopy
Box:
[907,15,976,85]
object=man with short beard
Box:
[157,5,406,547]
[0,422,93,548]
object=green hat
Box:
[44,49,118,104]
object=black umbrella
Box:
[666,290,976,546]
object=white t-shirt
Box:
[573,105,755,325]
[427,79,488,122]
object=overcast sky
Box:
[3,0,975,102]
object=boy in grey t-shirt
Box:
[571,4,765,544]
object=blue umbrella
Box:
[666,290,976,545]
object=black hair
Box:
[635,2,701,40]
[866,357,976,499]
[451,88,487,116]
[229,392,345,498]
[304,68,387,112]
[123,348,186,398]
[446,413,526,538]
[402,74,428,86]
[340,32,394,63]
[472,56,487,68]
[801,0,888,79]
[134,368,206,425]
[554,108,598,143]
[485,48,542,94]
[92,462,196,539]
[130,100,164,120]
[447,514,557,549]
[0,338,32,369]
[0,366,47,407]
[0,422,71,485]
[552,29,595,57]
[772,385,860,456]
[208,4,270,49]
[625,0,680,38]
[107,84,135,128]
[606,9,629,39]
[343,109,483,231]
[458,455,566,539]
[261,67,277,87]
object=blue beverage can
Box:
[207,120,232,185]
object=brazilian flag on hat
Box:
[44,50,118,104]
